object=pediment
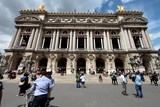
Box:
[15,15,41,22]
[122,16,148,23]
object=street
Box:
[1,82,160,107]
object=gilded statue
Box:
[117,5,124,12]
[38,5,45,11]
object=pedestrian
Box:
[46,70,55,105]
[80,73,86,88]
[119,71,128,96]
[134,71,143,98]
[75,72,81,88]
[0,74,4,106]
[18,72,31,96]
[30,70,54,107]
[99,75,103,82]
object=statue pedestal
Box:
[137,66,145,73]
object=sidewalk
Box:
[2,73,154,84]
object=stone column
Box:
[35,27,43,50]
[13,28,21,46]
[87,30,90,50]
[103,31,107,50]
[141,29,149,48]
[90,30,93,50]
[41,38,45,48]
[51,30,56,50]
[73,30,76,50]
[67,37,69,49]
[55,30,59,50]
[101,38,103,49]
[117,38,121,49]
[139,37,144,48]
[32,28,39,49]
[106,31,111,50]
[49,38,52,49]
[128,29,136,49]
[27,28,35,49]
[9,29,18,48]
[124,29,131,49]
[19,36,23,46]
[145,29,154,49]
[69,30,73,50]
[120,27,127,50]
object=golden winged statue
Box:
[117,5,124,12]
[38,5,45,11]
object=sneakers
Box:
[48,97,54,101]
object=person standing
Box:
[18,72,31,96]
[80,73,86,88]
[75,72,81,88]
[0,74,3,106]
[30,70,54,107]
[135,71,143,98]
[119,71,128,96]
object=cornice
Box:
[19,10,143,16]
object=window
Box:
[61,37,68,48]
[95,31,100,35]
[112,38,119,49]
[78,38,84,49]
[95,38,102,49]
[20,35,29,46]
[43,38,51,48]
[133,36,141,48]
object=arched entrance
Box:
[115,58,124,71]
[77,58,86,73]
[96,58,105,73]
[39,58,48,70]
[13,57,23,70]
[141,55,151,72]
[57,58,67,73]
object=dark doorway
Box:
[13,57,23,70]
[115,58,124,71]
[142,57,150,72]
[96,58,105,73]
[58,58,67,73]
[77,58,86,73]
[39,58,48,71]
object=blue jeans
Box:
[76,81,81,88]
[135,84,143,98]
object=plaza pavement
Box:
[1,74,160,107]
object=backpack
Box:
[132,76,135,82]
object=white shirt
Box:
[80,75,86,82]
[120,74,127,84]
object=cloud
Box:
[154,44,160,50]
[150,32,160,41]
[121,0,135,4]
[108,1,114,7]
[0,33,12,53]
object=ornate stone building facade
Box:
[5,9,158,74]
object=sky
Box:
[0,0,160,53]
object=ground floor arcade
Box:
[4,52,157,74]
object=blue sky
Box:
[0,0,160,53]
